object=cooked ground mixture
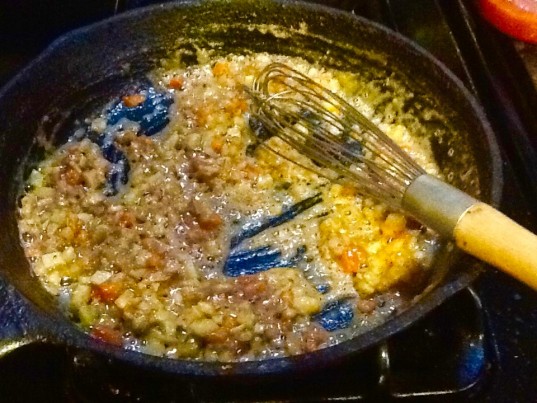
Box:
[18,53,441,361]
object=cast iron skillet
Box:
[0,0,502,377]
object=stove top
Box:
[1,1,537,402]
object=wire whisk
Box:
[248,62,537,291]
[249,62,424,208]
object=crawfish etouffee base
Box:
[18,53,441,362]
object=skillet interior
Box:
[0,0,502,377]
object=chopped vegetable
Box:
[92,282,121,303]
[339,245,367,273]
[212,61,230,77]
[122,93,146,108]
[211,136,224,153]
[91,324,124,346]
[168,75,185,90]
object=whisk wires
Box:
[249,63,425,207]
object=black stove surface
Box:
[1,1,537,402]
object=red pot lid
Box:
[478,0,537,43]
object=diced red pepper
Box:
[145,253,164,269]
[198,212,223,231]
[212,61,230,77]
[92,282,121,303]
[90,324,124,346]
[122,93,146,108]
[339,245,367,274]
[224,98,248,116]
[211,136,224,153]
[168,76,185,90]
[117,210,136,229]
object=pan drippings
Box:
[17,52,441,361]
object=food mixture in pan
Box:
[18,53,441,361]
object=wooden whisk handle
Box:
[403,174,537,290]
[454,202,537,289]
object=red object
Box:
[91,282,121,303]
[91,324,124,346]
[479,0,537,43]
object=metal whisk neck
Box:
[249,62,425,208]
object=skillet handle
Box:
[454,202,537,290]
[0,276,40,357]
